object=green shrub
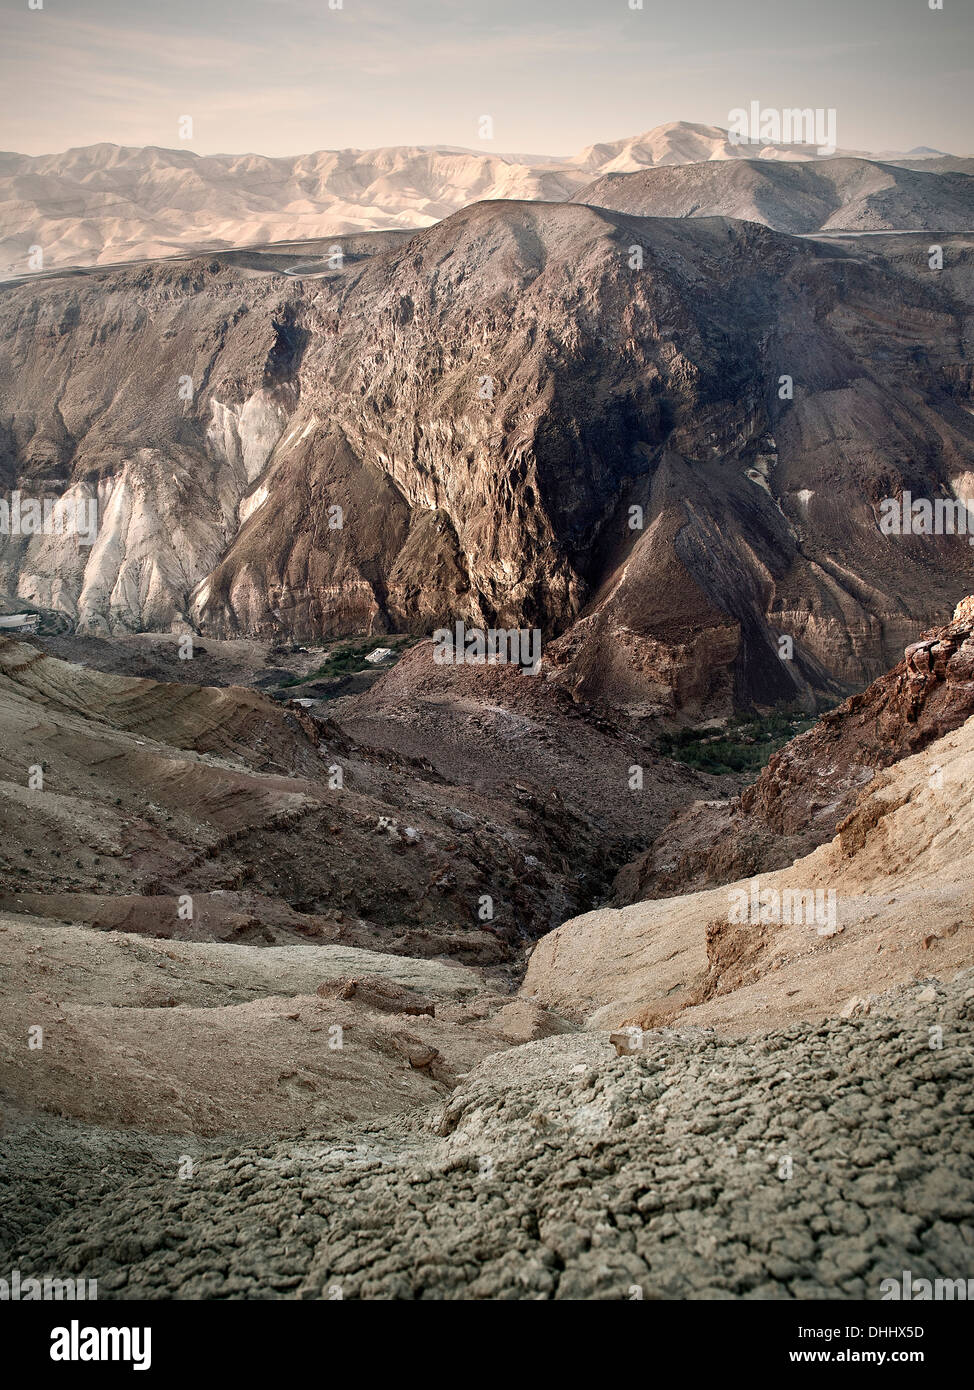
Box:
[656,708,819,775]
[277,634,418,689]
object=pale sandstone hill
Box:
[0,122,891,276]
[0,910,551,1134]
[523,712,974,1033]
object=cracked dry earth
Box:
[3,975,972,1300]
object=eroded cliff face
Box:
[2,205,974,713]
[0,258,296,633]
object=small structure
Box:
[364,647,396,665]
[0,612,40,634]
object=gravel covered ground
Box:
[2,973,972,1300]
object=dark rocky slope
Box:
[614,597,974,903]
[574,157,974,234]
[2,205,974,714]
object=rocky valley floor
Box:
[2,622,974,1299]
[2,974,971,1300]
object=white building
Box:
[0,613,40,634]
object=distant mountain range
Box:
[571,157,974,235]
[2,121,971,275]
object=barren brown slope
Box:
[0,635,731,959]
[0,122,888,275]
[0,909,549,1135]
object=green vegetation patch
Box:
[656,709,816,775]
[277,634,418,688]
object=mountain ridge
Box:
[3,120,968,276]
[3,200,974,712]
[572,156,974,235]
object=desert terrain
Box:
[3,101,974,1305]
[2,600,974,1298]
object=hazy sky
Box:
[2,0,971,157]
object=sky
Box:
[1,0,971,158]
